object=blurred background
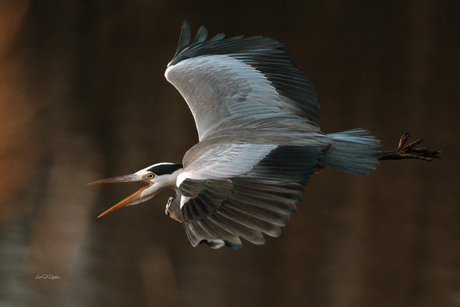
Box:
[0,1,458,306]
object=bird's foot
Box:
[165,195,182,223]
[165,196,175,217]
[380,133,441,161]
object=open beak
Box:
[87,174,152,218]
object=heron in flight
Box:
[89,21,439,250]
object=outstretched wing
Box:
[165,20,320,140]
[177,144,324,250]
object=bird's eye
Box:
[147,173,155,179]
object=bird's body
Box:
[89,21,382,250]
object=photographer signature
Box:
[35,274,61,280]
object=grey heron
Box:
[88,21,440,250]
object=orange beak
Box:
[87,174,152,218]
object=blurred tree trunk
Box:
[0,1,33,222]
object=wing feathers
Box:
[217,207,282,238]
[229,190,298,215]
[187,200,202,219]
[166,21,321,136]
[180,177,302,249]
[224,200,290,227]
[214,209,270,243]
[184,221,207,247]
[233,180,303,204]
[200,218,243,250]
[178,145,323,249]
[191,26,208,46]
[172,20,192,59]
[207,33,226,43]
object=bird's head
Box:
[88,162,183,218]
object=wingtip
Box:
[173,19,192,58]
[191,25,209,45]
[181,18,191,34]
[174,20,210,58]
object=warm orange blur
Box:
[0,1,35,223]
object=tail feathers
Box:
[319,129,382,175]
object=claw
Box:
[380,133,441,161]
[401,138,423,153]
[397,132,411,151]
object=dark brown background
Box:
[0,1,458,306]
